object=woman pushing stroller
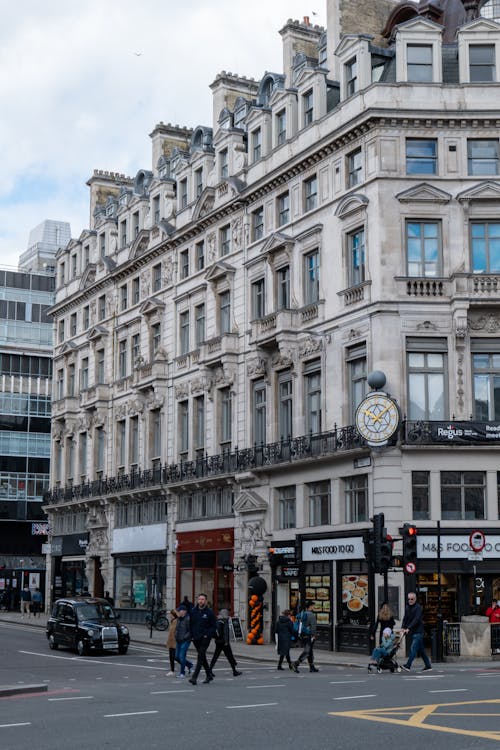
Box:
[368,627,395,672]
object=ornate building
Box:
[45,0,500,650]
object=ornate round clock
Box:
[355,392,400,445]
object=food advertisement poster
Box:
[341,573,368,619]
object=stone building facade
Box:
[45,1,500,650]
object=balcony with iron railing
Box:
[43,424,363,507]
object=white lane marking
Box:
[246,684,285,689]
[0,723,31,728]
[48,696,94,701]
[227,703,278,709]
[334,694,376,700]
[150,690,194,694]
[104,711,159,718]
[329,680,367,684]
[429,689,468,693]
[18,650,165,670]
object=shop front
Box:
[51,533,89,602]
[268,542,300,626]
[417,530,500,636]
[112,522,167,622]
[176,528,234,612]
[300,534,371,653]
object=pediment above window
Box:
[192,187,216,221]
[456,181,500,203]
[335,33,373,57]
[335,193,369,218]
[204,260,235,283]
[140,297,165,316]
[260,231,294,257]
[396,183,451,204]
[395,16,444,36]
[87,325,109,342]
[128,228,151,259]
[458,17,500,35]
[233,489,268,514]
[79,263,96,290]
[60,341,77,355]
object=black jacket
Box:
[175,614,191,643]
[214,616,230,646]
[189,604,217,640]
[275,615,294,656]
[402,601,425,635]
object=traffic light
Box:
[373,513,392,574]
[363,528,374,565]
[379,534,393,573]
[400,523,418,571]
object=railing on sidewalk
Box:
[443,622,460,657]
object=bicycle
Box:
[145,608,169,631]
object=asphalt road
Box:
[1,621,499,750]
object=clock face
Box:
[355,392,399,445]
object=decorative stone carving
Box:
[52,422,65,441]
[128,398,145,415]
[298,336,322,358]
[106,291,118,317]
[469,313,500,333]
[140,270,150,298]
[77,414,92,433]
[154,346,168,361]
[163,257,174,286]
[246,356,267,379]
[147,392,164,410]
[93,411,106,428]
[115,403,127,420]
[190,374,212,395]
[207,232,216,262]
[87,528,108,556]
[272,344,296,370]
[232,217,243,251]
[175,382,189,399]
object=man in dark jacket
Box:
[174,605,194,678]
[401,592,432,672]
[209,609,242,677]
[188,593,217,685]
[293,600,319,673]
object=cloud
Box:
[0,0,326,267]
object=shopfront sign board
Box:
[302,536,365,561]
[418,534,500,558]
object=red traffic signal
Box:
[407,525,417,536]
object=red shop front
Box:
[176,528,234,613]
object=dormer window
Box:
[469,44,496,82]
[220,149,228,179]
[407,44,433,82]
[99,234,105,258]
[195,167,203,198]
[179,178,188,209]
[303,89,314,126]
[345,57,358,96]
[276,109,286,146]
[153,195,160,223]
[252,128,262,162]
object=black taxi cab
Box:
[46,597,130,656]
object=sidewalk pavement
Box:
[2,611,499,671]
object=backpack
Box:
[293,610,311,637]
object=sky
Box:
[0,1,326,267]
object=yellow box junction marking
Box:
[330,698,500,741]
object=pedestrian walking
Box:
[166,609,178,676]
[31,588,43,616]
[174,605,193,679]
[104,591,115,606]
[20,586,31,618]
[401,592,432,672]
[485,599,500,624]
[275,609,294,670]
[209,609,241,677]
[293,600,319,673]
[188,593,217,685]
[370,601,396,645]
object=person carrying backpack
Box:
[292,600,318,673]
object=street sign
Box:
[469,530,486,552]
[468,551,484,562]
[405,561,416,574]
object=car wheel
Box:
[76,639,87,656]
[118,646,128,655]
[48,634,58,650]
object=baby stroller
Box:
[368,631,403,673]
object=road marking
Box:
[18,650,165,671]
[329,680,367,684]
[334,694,376,700]
[246,684,285,689]
[227,703,278,709]
[150,690,194,694]
[104,710,159,718]
[48,696,94,701]
[429,689,468,694]
[0,723,31,728]
[330,698,500,741]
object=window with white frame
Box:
[79,432,87,478]
[83,305,89,330]
[467,138,499,175]
[96,348,105,383]
[117,420,126,468]
[304,175,318,212]
[132,211,140,238]
[441,471,485,520]
[470,221,500,273]
[132,277,140,305]
[56,368,64,400]
[347,227,365,286]
[195,303,205,347]
[70,313,77,337]
[252,206,264,241]
[278,485,296,529]
[98,295,106,321]
[179,178,188,209]
[219,387,232,449]
[252,379,267,445]
[346,343,366,423]
[196,240,205,271]
[407,44,433,82]
[180,249,189,279]
[194,395,205,454]
[252,277,265,319]
[118,339,127,378]
[220,148,228,179]
[130,415,139,466]
[407,338,447,420]
[80,357,89,390]
[472,340,500,420]
[469,43,496,82]
[58,319,65,343]
[276,109,286,145]
[304,249,320,304]
[152,263,162,293]
[179,311,190,354]
[179,400,189,458]
[219,290,231,334]
[276,265,290,310]
[252,127,262,161]
[308,480,330,526]
[220,225,231,256]
[303,89,313,126]
[151,322,161,355]
[406,220,441,277]
[278,370,293,440]
[345,475,368,522]
[153,195,160,223]
[412,470,430,520]
[120,219,128,247]
[120,284,128,311]
[305,360,321,434]
[481,0,500,21]
[150,409,161,460]
[347,147,363,187]
[131,334,140,366]
[277,192,290,226]
[195,167,203,198]
[95,426,105,474]
[67,363,75,397]
[406,138,437,174]
[345,57,358,95]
